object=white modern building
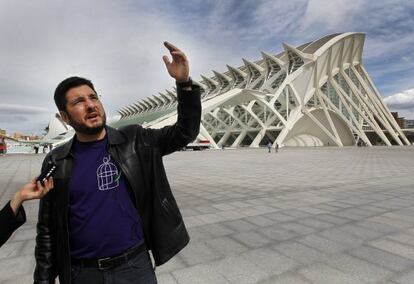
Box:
[110,33,412,147]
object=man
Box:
[34,42,201,284]
[267,142,272,153]
[0,177,53,247]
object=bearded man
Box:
[34,42,201,284]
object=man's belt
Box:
[71,242,146,270]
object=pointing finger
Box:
[164,41,181,53]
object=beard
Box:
[68,112,107,136]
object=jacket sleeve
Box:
[0,201,26,247]
[146,83,201,156]
[34,156,57,284]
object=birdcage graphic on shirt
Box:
[97,156,120,190]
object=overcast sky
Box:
[1,0,414,135]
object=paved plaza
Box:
[0,147,414,283]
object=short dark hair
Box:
[54,76,96,111]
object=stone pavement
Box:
[0,147,414,283]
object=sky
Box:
[1,0,414,135]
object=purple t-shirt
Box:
[69,136,144,259]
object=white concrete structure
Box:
[112,33,411,147]
[42,114,70,141]
[41,114,75,147]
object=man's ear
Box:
[59,111,70,125]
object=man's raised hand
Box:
[162,42,190,83]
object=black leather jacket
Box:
[0,202,26,247]
[34,84,201,284]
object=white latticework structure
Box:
[112,32,410,148]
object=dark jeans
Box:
[71,250,157,284]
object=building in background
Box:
[404,119,414,129]
[391,112,405,129]
[112,33,410,148]
[12,132,41,141]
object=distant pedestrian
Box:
[275,143,279,153]
[33,145,39,154]
[267,142,272,153]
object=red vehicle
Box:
[0,136,6,154]
[185,139,211,151]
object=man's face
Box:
[61,85,107,136]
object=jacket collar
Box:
[54,126,126,160]
[106,126,126,145]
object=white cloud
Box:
[384,89,414,119]
[252,0,307,38]
[300,0,365,33]
[0,104,49,115]
[384,89,414,109]
[0,104,52,135]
